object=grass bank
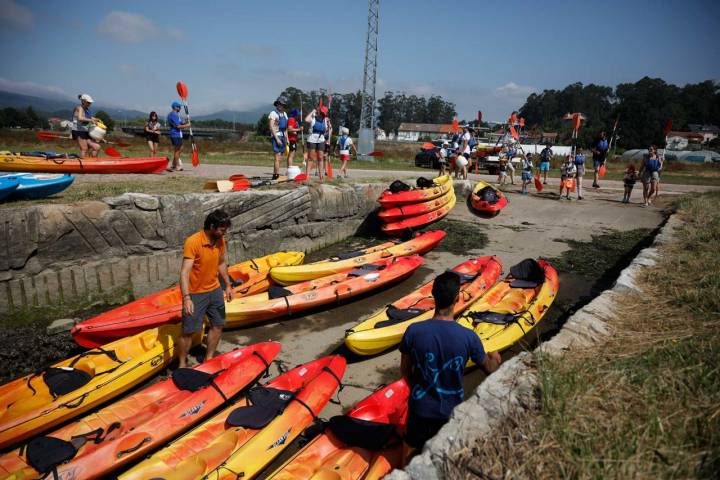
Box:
[449,191,720,479]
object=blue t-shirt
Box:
[167,111,183,139]
[574,153,585,166]
[399,319,486,419]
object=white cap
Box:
[341,127,349,135]
[79,94,94,103]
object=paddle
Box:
[37,131,131,147]
[368,150,384,157]
[534,174,543,192]
[104,146,122,157]
[176,81,199,167]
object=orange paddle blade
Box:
[326,158,333,179]
[534,175,543,192]
[231,179,250,191]
[229,174,247,181]
[572,113,582,131]
[176,82,188,100]
[368,150,384,157]
[104,147,121,157]
[421,142,435,150]
[599,164,606,177]
[36,131,59,141]
[451,117,459,133]
[191,148,199,167]
[510,126,519,140]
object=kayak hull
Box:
[470,180,508,215]
[378,175,452,208]
[378,187,453,223]
[0,153,168,174]
[381,194,456,236]
[71,251,305,348]
[0,178,19,201]
[345,256,503,356]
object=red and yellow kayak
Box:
[0,342,281,480]
[345,256,503,356]
[267,379,410,480]
[378,187,454,223]
[0,152,168,174]
[270,231,444,285]
[227,256,424,327]
[378,175,452,208]
[381,193,456,236]
[119,355,347,480]
[0,325,196,450]
[71,251,305,348]
[470,180,508,216]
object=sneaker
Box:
[543,181,547,185]
[578,196,584,200]
[272,173,280,180]
[592,184,600,188]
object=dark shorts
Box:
[146,133,160,143]
[593,159,604,169]
[404,410,448,449]
[271,135,287,154]
[182,286,225,334]
[288,140,297,152]
[71,130,90,140]
[324,143,332,153]
[306,142,324,151]
[171,137,183,148]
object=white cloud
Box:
[97,11,183,44]
[0,77,68,98]
[0,0,34,30]
[495,82,537,100]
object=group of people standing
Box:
[268,95,357,181]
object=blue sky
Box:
[0,0,718,122]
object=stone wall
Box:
[0,183,387,314]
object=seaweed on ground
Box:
[430,218,489,255]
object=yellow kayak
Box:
[378,174,453,208]
[457,259,558,354]
[0,324,198,450]
[269,230,445,285]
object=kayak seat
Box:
[172,368,227,400]
[375,306,426,328]
[327,415,397,450]
[510,279,541,288]
[332,250,364,261]
[43,367,92,397]
[478,186,500,204]
[454,271,479,283]
[268,285,293,299]
[226,387,295,429]
[509,259,545,286]
[466,311,516,325]
[348,264,384,277]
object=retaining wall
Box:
[0,183,389,314]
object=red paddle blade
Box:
[36,131,59,141]
[367,150,384,157]
[421,142,435,150]
[104,147,121,157]
[231,179,250,191]
[229,174,247,181]
[599,164,606,177]
[191,148,199,167]
[534,175,543,192]
[326,158,333,179]
[114,141,131,147]
[176,81,188,100]
[294,173,308,182]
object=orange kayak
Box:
[345,256,503,356]
[378,175,452,208]
[71,251,305,348]
[378,188,453,223]
[0,152,168,174]
[226,256,424,328]
[381,194,456,236]
[0,342,281,480]
[119,355,347,480]
[267,379,410,480]
[470,181,508,215]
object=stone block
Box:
[70,266,86,297]
[97,263,114,291]
[107,211,144,246]
[103,194,133,207]
[34,274,49,306]
[43,271,61,304]
[83,263,99,294]
[1,208,39,270]
[613,263,643,293]
[46,318,78,335]
[58,268,75,301]
[20,277,36,307]
[111,260,130,288]
[129,193,160,211]
[8,279,23,310]
[125,210,162,239]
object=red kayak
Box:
[381,194,456,236]
[470,180,508,215]
[267,379,410,480]
[0,342,281,480]
[378,189,454,223]
[0,152,168,174]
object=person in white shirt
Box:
[455,125,471,180]
[268,95,289,180]
[335,127,356,178]
[304,106,329,182]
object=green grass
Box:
[448,191,720,479]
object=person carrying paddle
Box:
[400,271,502,451]
[167,101,191,171]
[591,131,609,188]
[559,155,576,200]
[336,127,356,178]
[538,143,553,184]
[72,94,100,158]
[573,147,586,200]
[521,153,533,194]
[286,108,301,168]
[305,106,330,182]
[269,96,290,180]
[179,210,234,368]
[501,142,517,184]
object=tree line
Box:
[519,77,720,149]
[256,87,457,137]
[0,106,48,129]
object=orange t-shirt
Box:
[183,230,226,293]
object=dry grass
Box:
[444,191,720,479]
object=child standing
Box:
[622,164,638,203]
[559,156,576,200]
[521,153,533,194]
[498,158,507,185]
[336,127,356,178]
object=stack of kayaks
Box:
[0,342,281,479]
[267,378,410,480]
[345,256,503,356]
[0,324,198,450]
[71,251,305,347]
[457,258,558,354]
[119,355,347,480]
[270,230,445,285]
[470,180,508,215]
[0,173,74,201]
[0,151,168,174]
[378,175,456,236]
[226,256,425,327]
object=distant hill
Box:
[193,107,268,124]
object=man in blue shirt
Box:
[400,271,502,450]
[167,101,191,171]
[591,131,609,188]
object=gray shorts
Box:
[576,164,585,177]
[182,286,225,334]
[642,170,660,183]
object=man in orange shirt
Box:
[179,210,234,368]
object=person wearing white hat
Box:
[335,126,356,178]
[72,94,100,158]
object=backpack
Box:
[389,180,411,193]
